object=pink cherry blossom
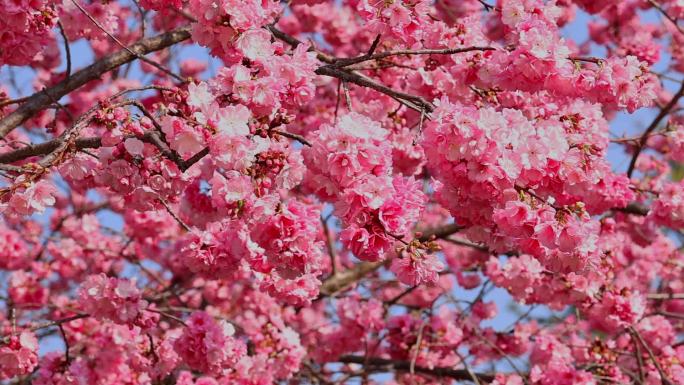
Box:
[78,274,148,326]
[0,0,683,383]
[0,331,39,380]
[174,311,246,375]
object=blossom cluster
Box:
[0,0,56,67]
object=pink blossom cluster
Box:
[189,0,281,63]
[303,113,428,269]
[354,0,432,47]
[177,220,260,279]
[0,0,56,66]
[0,226,30,270]
[649,181,684,229]
[250,200,325,305]
[1,178,57,217]
[78,274,149,326]
[0,331,39,380]
[1,0,684,384]
[210,42,319,115]
[480,0,658,113]
[173,311,246,375]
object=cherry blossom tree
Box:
[1,0,684,384]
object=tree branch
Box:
[0,26,191,139]
[1,314,89,344]
[338,355,496,383]
[613,202,650,216]
[647,0,684,35]
[647,293,684,300]
[626,81,684,177]
[315,65,435,113]
[331,46,495,68]
[318,223,463,296]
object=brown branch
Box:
[647,293,684,300]
[266,25,333,64]
[568,56,604,64]
[58,323,71,364]
[613,202,650,216]
[338,355,496,383]
[0,96,30,109]
[384,285,419,308]
[315,65,435,113]
[321,215,337,276]
[409,319,427,378]
[629,327,673,385]
[70,0,185,82]
[319,260,387,297]
[268,25,436,114]
[0,137,100,164]
[420,223,463,240]
[627,81,684,177]
[0,26,191,139]
[57,20,72,80]
[647,0,684,35]
[332,46,495,68]
[158,197,191,232]
[1,314,89,344]
[318,223,463,296]
[271,130,312,147]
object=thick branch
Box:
[315,66,435,113]
[332,46,495,68]
[613,202,650,216]
[647,293,684,300]
[338,355,496,383]
[268,26,434,113]
[0,26,191,139]
[318,223,463,296]
[0,137,101,163]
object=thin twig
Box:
[409,318,427,381]
[0,96,30,108]
[627,81,684,177]
[338,355,495,382]
[343,82,353,111]
[630,327,673,385]
[1,314,89,343]
[634,335,646,383]
[271,130,312,147]
[57,20,72,80]
[58,323,71,364]
[158,197,191,232]
[131,0,146,37]
[321,215,337,276]
[647,0,684,35]
[384,285,419,308]
[145,308,187,326]
[334,79,342,124]
[455,351,482,385]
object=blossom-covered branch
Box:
[0,0,683,384]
